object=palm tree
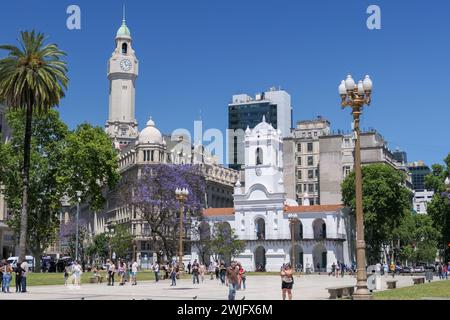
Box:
[0,31,68,261]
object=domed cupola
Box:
[138,117,163,144]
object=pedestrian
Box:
[131,260,138,285]
[192,259,200,284]
[72,261,82,287]
[199,263,205,283]
[187,261,192,274]
[170,264,177,286]
[239,264,246,290]
[442,263,448,280]
[235,264,242,290]
[341,261,345,277]
[390,262,395,278]
[281,263,294,300]
[215,260,220,280]
[1,261,12,293]
[335,261,340,278]
[64,264,70,286]
[225,261,239,300]
[118,260,126,285]
[208,262,215,280]
[20,259,29,293]
[219,261,226,285]
[15,261,24,293]
[152,261,160,282]
[330,262,335,276]
[107,259,116,286]
[0,259,5,292]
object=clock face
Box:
[256,168,262,176]
[120,58,132,71]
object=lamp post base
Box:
[352,288,373,300]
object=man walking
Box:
[20,259,29,293]
[226,261,239,300]
[192,259,200,284]
[152,261,160,282]
[187,261,192,275]
[131,260,138,285]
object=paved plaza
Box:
[0,274,443,300]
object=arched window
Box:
[143,150,146,162]
[256,148,263,165]
[122,43,128,54]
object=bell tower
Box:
[105,9,139,147]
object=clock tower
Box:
[105,14,139,147]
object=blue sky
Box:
[1,0,449,166]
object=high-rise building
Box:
[228,87,292,170]
[408,161,431,191]
[105,16,139,148]
[319,130,412,205]
[283,117,331,205]
[408,161,433,214]
[392,148,408,164]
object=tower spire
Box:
[123,4,126,23]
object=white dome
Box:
[138,117,163,144]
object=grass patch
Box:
[374,280,450,300]
[5,271,192,287]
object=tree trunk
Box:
[31,247,42,273]
[18,102,33,261]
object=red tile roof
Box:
[284,205,344,213]
[203,208,235,216]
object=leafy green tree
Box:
[210,222,245,264]
[425,153,450,261]
[0,109,69,271]
[109,224,133,260]
[86,233,110,265]
[394,213,440,264]
[0,31,68,260]
[62,123,120,211]
[341,163,412,264]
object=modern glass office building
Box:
[228,88,292,170]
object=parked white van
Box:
[6,256,35,271]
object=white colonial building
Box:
[192,118,355,272]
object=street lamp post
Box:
[175,188,189,271]
[75,191,82,262]
[339,74,373,300]
[443,176,450,260]
[288,214,297,271]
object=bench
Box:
[412,277,425,285]
[386,280,397,289]
[326,286,355,299]
[89,275,104,284]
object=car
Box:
[7,256,35,271]
[400,266,412,273]
[412,266,425,273]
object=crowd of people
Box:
[0,258,30,293]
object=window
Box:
[310,198,315,205]
[151,150,154,162]
[296,184,302,193]
[297,170,302,179]
[297,157,302,166]
[308,156,314,166]
[297,144,302,152]
[256,148,263,165]
[143,150,146,161]
[308,184,314,192]
[122,43,128,54]
[315,184,319,191]
[308,132,312,138]
[343,166,351,178]
[314,131,317,137]
[307,143,313,153]
[344,138,351,148]
[308,170,314,179]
